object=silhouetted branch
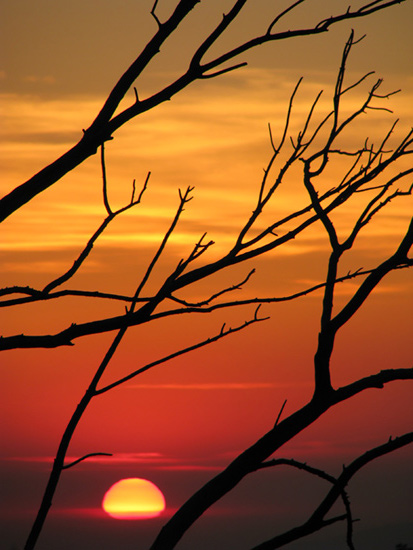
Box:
[345,179,413,250]
[150,0,161,28]
[41,171,149,295]
[95,307,268,395]
[273,400,287,428]
[200,61,248,79]
[100,144,112,216]
[250,433,413,549]
[335,367,413,402]
[254,458,356,548]
[133,186,194,302]
[62,452,112,470]
[169,269,255,307]
[23,181,195,550]
[266,0,305,34]
[331,218,413,332]
[0,288,149,308]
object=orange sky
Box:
[1,2,413,549]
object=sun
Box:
[102,478,166,519]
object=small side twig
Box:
[150,0,161,27]
[101,144,112,216]
[273,400,287,428]
[63,452,112,470]
[95,308,268,395]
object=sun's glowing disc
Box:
[102,478,166,519]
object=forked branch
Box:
[249,433,413,550]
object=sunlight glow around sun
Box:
[102,478,166,519]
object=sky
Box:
[1,1,413,549]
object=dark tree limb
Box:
[41,172,150,295]
[331,218,413,332]
[95,306,268,395]
[23,177,196,550]
[253,458,356,549]
[62,452,112,470]
[249,433,413,550]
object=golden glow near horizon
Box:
[102,478,166,520]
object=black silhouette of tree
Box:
[1,2,412,550]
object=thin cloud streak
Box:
[126,382,279,390]
[3,452,227,471]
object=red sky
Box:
[1,1,413,549]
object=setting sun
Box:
[102,478,166,520]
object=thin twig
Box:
[63,452,112,470]
[150,0,162,27]
[273,400,287,427]
[95,310,268,395]
[101,144,112,216]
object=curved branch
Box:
[62,452,112,470]
[95,307,268,395]
[0,288,148,308]
[332,218,413,331]
[250,433,413,550]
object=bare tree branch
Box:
[331,218,413,332]
[100,144,112,216]
[255,456,356,548]
[39,174,149,296]
[94,308,268,395]
[62,452,112,470]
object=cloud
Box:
[4,452,163,465]
[126,382,279,391]
[5,130,80,145]
[2,452,224,471]
[23,75,56,85]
